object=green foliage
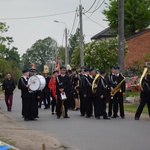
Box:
[124,61,143,77]
[21,37,57,72]
[71,46,80,68]
[68,28,80,62]
[0,22,21,83]
[58,46,65,66]
[84,38,119,71]
[125,91,140,98]
[103,0,150,37]
[124,103,148,114]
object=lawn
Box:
[124,103,148,114]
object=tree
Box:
[71,46,80,68]
[0,22,21,82]
[84,39,120,71]
[21,37,57,72]
[57,46,65,66]
[103,0,150,37]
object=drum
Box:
[28,75,46,91]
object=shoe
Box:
[112,116,117,118]
[57,116,60,119]
[29,118,37,121]
[24,118,30,121]
[80,114,85,117]
[74,108,79,111]
[64,116,70,118]
[52,112,54,115]
[96,117,101,119]
[36,116,40,118]
[86,116,90,118]
[135,117,139,120]
[103,117,110,120]
[117,115,119,117]
[121,116,125,119]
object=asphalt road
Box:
[1,90,150,150]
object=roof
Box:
[126,29,150,41]
[91,27,116,40]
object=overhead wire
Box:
[84,14,105,28]
[84,0,97,13]
[87,0,105,14]
[0,10,76,20]
[69,9,78,36]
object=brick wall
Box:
[124,29,150,68]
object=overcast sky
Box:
[0,0,109,56]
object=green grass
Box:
[0,137,16,147]
[124,103,148,114]
[0,87,3,94]
[125,91,140,97]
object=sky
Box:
[0,0,109,56]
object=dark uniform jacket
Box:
[56,74,69,98]
[111,74,126,93]
[18,76,31,99]
[96,76,108,98]
[141,77,150,96]
[42,77,50,93]
[86,75,95,97]
[2,78,16,95]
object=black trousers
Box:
[96,97,107,118]
[51,96,57,113]
[79,92,86,116]
[135,93,150,118]
[86,96,93,117]
[113,92,124,117]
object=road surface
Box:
[0,90,150,150]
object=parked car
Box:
[126,76,140,92]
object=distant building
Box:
[91,28,150,68]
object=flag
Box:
[55,57,60,74]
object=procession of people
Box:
[1,64,150,121]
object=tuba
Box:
[140,66,150,91]
[92,73,100,94]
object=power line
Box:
[0,10,75,20]
[84,14,105,28]
[69,9,78,36]
[84,0,97,13]
[86,0,105,14]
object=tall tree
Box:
[0,22,21,82]
[103,0,150,37]
[68,28,80,63]
[21,37,57,72]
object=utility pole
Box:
[118,0,124,73]
[54,20,68,67]
[65,27,68,67]
[79,4,84,67]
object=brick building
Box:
[124,29,150,68]
[91,28,150,68]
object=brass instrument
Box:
[92,73,100,94]
[111,76,126,97]
[140,66,150,91]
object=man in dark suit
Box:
[135,74,150,120]
[86,67,96,118]
[18,69,36,121]
[95,70,110,119]
[56,66,70,119]
[111,67,126,119]
[107,66,116,117]
[41,73,51,109]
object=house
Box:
[91,27,116,41]
[91,28,150,68]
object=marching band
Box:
[17,64,129,121]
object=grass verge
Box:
[124,103,148,114]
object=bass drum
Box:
[28,75,46,91]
